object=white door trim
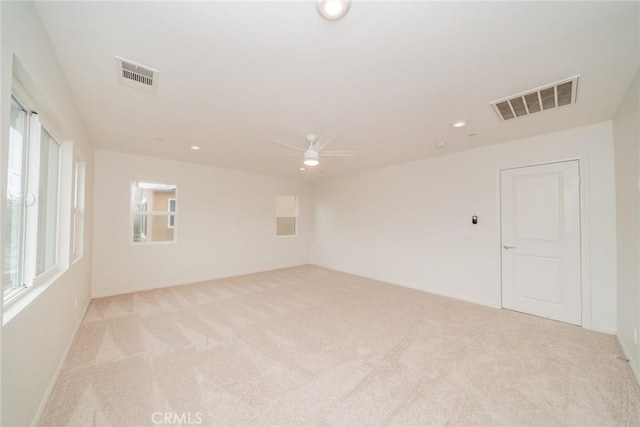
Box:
[497,156,591,329]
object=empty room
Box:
[1,0,640,425]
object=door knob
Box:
[503,245,517,250]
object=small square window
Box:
[276,195,297,237]
[131,181,177,243]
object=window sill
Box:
[130,240,177,246]
[3,268,65,326]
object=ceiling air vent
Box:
[491,75,579,121]
[116,56,159,94]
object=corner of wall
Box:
[612,66,640,382]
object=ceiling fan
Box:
[267,134,357,167]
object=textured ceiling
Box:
[35,1,640,179]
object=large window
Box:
[3,96,66,304]
[276,195,298,236]
[131,180,177,243]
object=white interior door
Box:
[500,160,581,325]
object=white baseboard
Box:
[30,298,91,427]
[91,263,310,298]
[312,263,501,309]
[311,264,620,333]
[407,282,501,309]
[631,360,640,386]
[618,335,640,386]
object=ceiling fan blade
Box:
[267,139,306,152]
[321,151,358,157]
[314,133,336,152]
[278,153,303,159]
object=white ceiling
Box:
[35,1,639,180]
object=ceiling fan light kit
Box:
[317,0,351,20]
[304,150,320,166]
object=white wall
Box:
[613,68,640,379]
[0,1,94,426]
[92,150,312,297]
[312,122,618,333]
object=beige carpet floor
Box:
[41,265,640,426]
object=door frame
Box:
[497,156,591,328]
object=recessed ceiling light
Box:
[190,145,201,150]
[299,167,306,171]
[452,120,467,128]
[317,0,351,20]
[467,133,477,137]
[436,141,447,148]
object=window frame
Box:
[33,127,62,279]
[4,96,30,303]
[139,198,148,239]
[71,154,86,263]
[167,198,176,229]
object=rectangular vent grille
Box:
[116,56,159,93]
[491,76,579,121]
[122,66,153,86]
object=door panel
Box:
[501,161,581,325]
[514,173,562,241]
[513,255,562,304]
